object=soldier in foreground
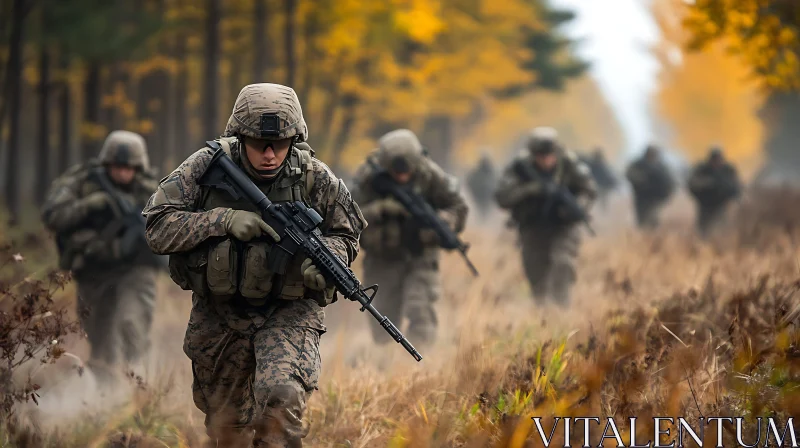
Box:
[495,127,596,306]
[625,144,676,229]
[352,129,468,346]
[466,152,498,220]
[143,83,365,447]
[42,130,161,384]
[688,146,742,237]
[582,146,619,209]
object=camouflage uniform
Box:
[466,153,498,220]
[580,147,618,209]
[495,128,596,306]
[351,129,468,346]
[625,145,675,229]
[41,130,162,383]
[143,83,365,447]
[688,147,742,237]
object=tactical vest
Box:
[171,137,328,306]
[56,161,155,272]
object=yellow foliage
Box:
[453,76,626,167]
[654,0,765,176]
[684,0,800,91]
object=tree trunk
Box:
[4,0,28,225]
[421,115,453,170]
[175,32,189,156]
[36,46,51,205]
[253,0,271,83]
[81,63,102,161]
[58,56,72,175]
[203,0,220,137]
[284,0,296,87]
[329,93,359,175]
[757,92,800,184]
[297,7,318,108]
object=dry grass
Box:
[3,188,800,447]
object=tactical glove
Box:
[223,210,281,242]
[419,228,439,246]
[301,258,326,291]
[81,191,112,212]
[379,198,409,217]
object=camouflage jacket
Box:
[351,151,468,259]
[142,141,365,332]
[688,161,742,206]
[625,157,675,202]
[495,149,596,227]
[42,160,159,273]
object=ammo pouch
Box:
[171,236,322,305]
[239,242,274,304]
[57,229,98,272]
[168,249,208,293]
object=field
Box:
[2,188,800,447]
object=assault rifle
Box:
[514,161,595,236]
[199,145,423,362]
[367,159,479,277]
[90,167,168,266]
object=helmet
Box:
[98,130,149,170]
[223,83,308,142]
[644,143,661,158]
[526,127,560,155]
[708,145,723,159]
[377,129,424,173]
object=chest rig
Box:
[191,137,317,306]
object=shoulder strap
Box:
[296,147,315,197]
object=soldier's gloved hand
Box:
[301,258,326,291]
[379,198,409,217]
[223,209,281,242]
[419,228,440,246]
[81,191,112,211]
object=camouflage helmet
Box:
[526,127,560,155]
[708,145,724,160]
[223,83,308,142]
[377,129,424,174]
[98,130,149,170]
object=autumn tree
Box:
[653,0,764,173]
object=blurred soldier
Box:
[466,152,498,220]
[495,127,596,306]
[142,83,365,447]
[583,146,619,209]
[625,144,676,229]
[42,130,162,384]
[688,146,742,237]
[352,129,468,346]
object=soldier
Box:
[465,152,498,220]
[495,127,596,306]
[688,146,742,237]
[351,129,468,346]
[142,83,365,447]
[41,130,162,384]
[625,144,676,229]
[583,146,619,209]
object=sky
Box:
[550,0,660,159]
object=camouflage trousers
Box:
[633,197,663,229]
[519,225,581,306]
[696,203,729,238]
[363,253,440,346]
[75,265,157,383]
[184,295,322,448]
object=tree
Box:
[203,0,220,141]
[653,0,764,171]
[4,0,30,224]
